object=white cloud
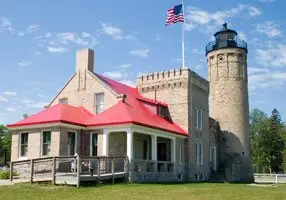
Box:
[0,17,13,33]
[256,21,281,38]
[21,98,48,108]
[120,64,132,69]
[47,46,68,53]
[18,60,32,67]
[101,23,123,40]
[238,31,247,41]
[103,71,125,79]
[57,32,98,46]
[18,24,39,36]
[184,4,261,33]
[248,68,286,91]
[6,107,16,112]
[256,45,286,67]
[37,94,45,98]
[119,80,135,87]
[0,96,8,102]
[129,49,150,58]
[34,51,42,56]
[191,48,204,54]
[2,91,17,96]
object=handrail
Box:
[205,38,247,55]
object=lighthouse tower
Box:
[206,23,254,182]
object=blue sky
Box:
[0,0,285,124]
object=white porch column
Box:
[126,128,133,162]
[102,129,109,156]
[151,135,157,161]
[171,138,176,163]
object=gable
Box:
[49,71,119,114]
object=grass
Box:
[0,182,285,200]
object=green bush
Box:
[0,170,18,180]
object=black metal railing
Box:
[205,38,247,55]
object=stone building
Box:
[8,24,254,183]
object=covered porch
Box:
[96,124,186,182]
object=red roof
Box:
[85,96,187,136]
[8,104,93,127]
[95,73,139,96]
[8,73,187,136]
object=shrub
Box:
[0,170,18,179]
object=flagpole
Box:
[181,0,185,68]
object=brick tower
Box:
[206,23,254,182]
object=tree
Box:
[0,125,11,166]
[249,109,268,169]
[260,109,285,173]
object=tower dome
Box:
[206,23,247,55]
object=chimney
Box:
[76,49,94,91]
[76,48,94,73]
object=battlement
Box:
[136,68,189,85]
[136,68,209,88]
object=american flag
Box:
[165,4,184,26]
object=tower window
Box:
[195,107,203,130]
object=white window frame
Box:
[90,133,98,156]
[41,130,52,157]
[19,132,29,159]
[95,93,104,114]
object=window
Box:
[196,143,203,165]
[158,105,168,117]
[95,93,104,114]
[20,133,28,157]
[42,131,51,156]
[195,107,203,130]
[68,132,76,156]
[59,97,68,104]
[91,134,98,156]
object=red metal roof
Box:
[8,73,187,136]
[8,104,93,127]
[85,96,188,136]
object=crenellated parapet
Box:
[136,68,209,95]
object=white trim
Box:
[9,122,83,131]
[19,132,29,158]
[40,129,52,157]
[102,129,109,156]
[126,128,133,162]
[151,135,157,161]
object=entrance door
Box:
[157,143,167,161]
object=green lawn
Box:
[0,183,285,200]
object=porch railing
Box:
[10,155,128,187]
[132,159,177,173]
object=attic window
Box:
[157,105,168,118]
[59,97,68,104]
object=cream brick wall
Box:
[11,128,61,161]
[50,71,118,114]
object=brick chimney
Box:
[76,48,94,72]
[76,49,94,90]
